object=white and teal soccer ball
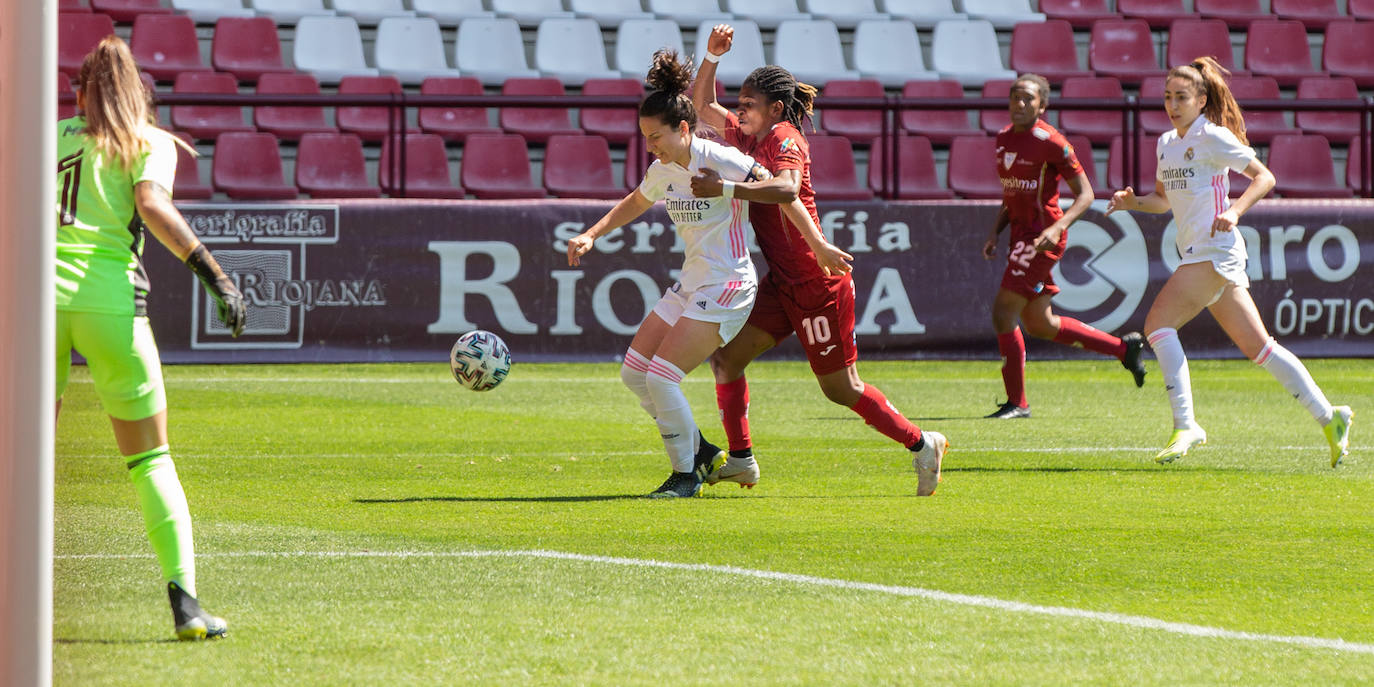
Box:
[449,330,512,391]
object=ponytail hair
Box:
[639,49,697,130]
[77,36,160,172]
[1168,56,1248,145]
[741,65,817,132]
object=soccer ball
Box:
[449,330,512,391]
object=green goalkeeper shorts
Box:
[56,311,167,421]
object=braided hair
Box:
[741,65,817,132]
[639,49,696,130]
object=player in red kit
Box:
[690,24,949,496]
[982,74,1146,419]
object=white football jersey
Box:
[637,136,759,292]
[1155,115,1256,265]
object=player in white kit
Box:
[1107,56,1352,466]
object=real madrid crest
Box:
[1184,147,1194,161]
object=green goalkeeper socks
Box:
[125,445,197,597]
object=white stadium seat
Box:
[647,0,730,29]
[805,0,887,29]
[724,0,808,29]
[615,19,686,78]
[535,18,621,86]
[492,0,575,28]
[375,16,458,85]
[251,0,333,25]
[330,0,414,26]
[693,19,764,87]
[772,19,860,87]
[411,0,492,27]
[882,0,966,29]
[172,0,256,24]
[853,19,941,86]
[930,19,1017,86]
[570,0,654,29]
[292,15,378,84]
[959,0,1047,29]
[455,17,540,86]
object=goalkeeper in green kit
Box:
[56,36,246,640]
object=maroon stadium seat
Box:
[542,134,627,199]
[171,132,214,201]
[498,77,581,144]
[1118,0,1196,29]
[579,78,643,144]
[130,14,210,82]
[1009,20,1092,84]
[1348,138,1367,194]
[418,76,498,143]
[1271,0,1341,30]
[90,0,172,23]
[1059,134,1110,199]
[1227,76,1293,144]
[170,71,255,141]
[1038,0,1116,29]
[1058,76,1124,145]
[1295,77,1360,141]
[254,73,337,141]
[211,131,298,200]
[1196,0,1271,29]
[1089,19,1164,86]
[1138,76,1173,135]
[1245,20,1324,86]
[1323,20,1374,88]
[819,79,885,145]
[900,79,975,144]
[58,72,77,119]
[1351,0,1374,20]
[867,135,954,199]
[624,134,651,191]
[1166,19,1246,77]
[459,133,545,199]
[979,79,1014,135]
[212,17,293,83]
[947,135,1004,199]
[807,134,873,201]
[337,75,418,142]
[1107,135,1159,192]
[1268,134,1355,198]
[380,134,467,199]
[296,133,381,199]
[59,13,116,75]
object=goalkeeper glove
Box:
[185,244,246,337]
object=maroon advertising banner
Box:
[142,199,1374,363]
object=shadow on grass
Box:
[355,494,642,504]
[55,637,178,645]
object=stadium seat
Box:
[1227,76,1293,144]
[456,18,540,86]
[1295,77,1361,141]
[569,0,654,28]
[1088,19,1164,86]
[1058,76,1125,145]
[773,20,860,87]
[947,136,1003,199]
[1038,0,1115,29]
[59,13,116,75]
[804,0,885,29]
[171,131,214,200]
[807,135,874,201]
[979,79,1013,135]
[1348,137,1367,194]
[498,77,582,144]
[170,71,254,141]
[331,0,414,25]
[250,0,334,25]
[867,135,955,199]
[1352,0,1374,20]
[130,14,209,82]
[58,73,77,119]
[580,77,643,144]
[59,0,91,13]
[293,16,379,84]
[883,0,966,29]
[1196,0,1271,29]
[90,0,171,23]
[614,19,685,79]
[1118,0,1196,29]
[693,20,765,88]
[337,75,416,142]
[853,19,939,87]
[254,72,337,141]
[536,18,620,86]
[491,0,574,28]
[1245,20,1324,87]
[543,134,628,199]
[930,19,1017,87]
[1107,134,1159,192]
[646,0,729,29]
[211,131,298,199]
[1271,0,1342,29]
[1166,19,1245,77]
[1267,134,1355,198]
[960,0,1046,29]
[1009,20,1093,84]
[1058,134,1109,198]
[1323,20,1374,88]
[459,133,546,199]
[295,132,381,198]
[724,0,808,29]
[411,0,492,27]
[1137,76,1173,135]
[379,134,466,199]
[900,79,976,144]
[418,76,498,143]
[819,80,884,146]
[375,17,458,85]
[624,133,651,190]
[172,0,256,24]
[212,17,291,83]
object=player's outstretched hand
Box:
[215,283,247,338]
[567,233,594,266]
[707,25,733,56]
[1106,186,1135,214]
[690,167,724,197]
[814,241,854,277]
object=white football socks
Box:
[645,356,697,473]
[1147,328,1198,431]
[1254,338,1334,425]
[619,348,657,419]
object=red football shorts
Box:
[747,271,858,376]
[999,232,1064,301]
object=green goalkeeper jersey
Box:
[56,116,178,315]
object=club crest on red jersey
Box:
[1002,152,1018,169]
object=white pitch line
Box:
[56,548,1374,656]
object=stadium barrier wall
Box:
[139,199,1374,364]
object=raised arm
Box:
[693,24,733,131]
[1107,177,1172,215]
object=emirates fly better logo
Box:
[1050,202,1150,333]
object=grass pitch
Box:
[54,358,1373,685]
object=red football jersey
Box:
[722,115,828,285]
[994,120,1084,237]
